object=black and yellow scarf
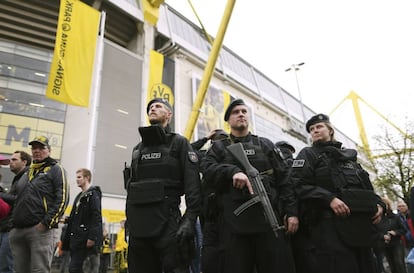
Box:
[28,161,46,181]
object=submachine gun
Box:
[227,142,284,238]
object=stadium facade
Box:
[0,0,358,215]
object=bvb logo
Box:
[150,83,174,107]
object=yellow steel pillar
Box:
[348,91,372,158]
[183,0,236,140]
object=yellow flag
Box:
[46,0,100,107]
[146,50,175,107]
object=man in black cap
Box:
[201,98,298,273]
[275,141,296,167]
[191,129,229,160]
[9,136,69,273]
[125,98,201,273]
[289,113,384,273]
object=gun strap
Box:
[259,168,273,176]
[233,195,261,216]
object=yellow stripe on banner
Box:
[146,50,164,106]
[46,0,100,107]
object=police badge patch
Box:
[292,159,305,168]
[188,152,198,163]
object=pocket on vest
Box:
[340,189,378,214]
[126,181,168,237]
[127,181,165,205]
[334,189,378,247]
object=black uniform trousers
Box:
[69,246,100,273]
[292,217,376,273]
[218,223,295,273]
[128,210,189,273]
[201,221,220,273]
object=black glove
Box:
[176,217,195,246]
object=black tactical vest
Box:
[222,136,273,174]
[310,145,379,247]
[221,136,277,234]
[126,135,182,238]
[310,146,371,193]
[134,138,182,187]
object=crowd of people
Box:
[0,138,69,273]
[1,97,414,273]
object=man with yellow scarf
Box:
[9,135,69,273]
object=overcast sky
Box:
[165,0,414,145]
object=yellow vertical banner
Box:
[46,0,101,107]
[146,50,175,107]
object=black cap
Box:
[275,141,295,153]
[146,98,173,114]
[305,113,330,132]
[224,99,246,121]
[29,135,51,150]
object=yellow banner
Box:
[46,0,100,107]
[64,205,125,223]
[146,50,175,107]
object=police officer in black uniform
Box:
[289,113,384,273]
[125,98,201,273]
[201,99,299,273]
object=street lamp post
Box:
[285,62,310,144]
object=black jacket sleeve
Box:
[191,137,208,151]
[201,140,243,192]
[42,163,69,228]
[177,135,201,222]
[86,187,103,245]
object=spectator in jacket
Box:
[62,168,103,273]
[376,197,407,273]
[0,151,31,273]
[9,136,69,273]
[398,200,414,251]
[397,200,414,273]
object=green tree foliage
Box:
[372,122,414,206]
